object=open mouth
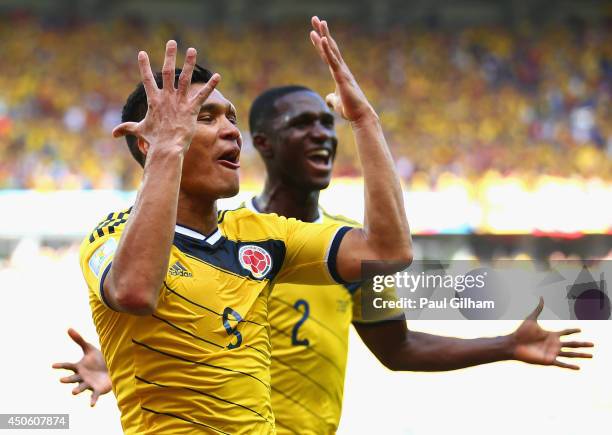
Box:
[305,148,333,169]
[217,147,241,170]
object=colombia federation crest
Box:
[238,245,273,279]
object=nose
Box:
[309,120,332,144]
[219,118,242,147]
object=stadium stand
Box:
[0,16,609,191]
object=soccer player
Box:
[71,17,412,434]
[242,84,593,432]
[57,18,594,435]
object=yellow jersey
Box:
[243,198,402,435]
[79,206,351,435]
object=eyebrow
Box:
[285,111,334,124]
[199,102,237,116]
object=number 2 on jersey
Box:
[291,299,310,346]
[223,307,243,349]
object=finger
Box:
[192,73,221,108]
[67,328,88,353]
[320,20,343,61]
[137,51,158,96]
[311,16,322,35]
[309,31,328,63]
[52,362,76,371]
[90,391,101,407]
[72,382,90,395]
[60,374,83,384]
[320,19,330,37]
[112,122,139,138]
[562,341,595,348]
[310,31,341,74]
[162,40,178,91]
[559,351,592,358]
[558,328,581,336]
[321,37,342,72]
[177,47,197,96]
[527,297,544,321]
[553,360,580,370]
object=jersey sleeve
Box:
[274,217,353,286]
[79,227,123,309]
[351,281,404,323]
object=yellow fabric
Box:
[79,207,346,435]
[267,210,402,435]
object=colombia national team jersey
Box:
[79,206,351,435]
[243,198,402,435]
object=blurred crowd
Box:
[0,15,610,190]
[4,237,612,272]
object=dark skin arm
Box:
[354,299,594,372]
[309,17,413,281]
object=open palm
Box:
[309,16,375,123]
[513,298,593,370]
[52,328,111,406]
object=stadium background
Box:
[0,0,610,433]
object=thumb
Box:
[526,297,544,321]
[325,93,339,110]
[112,122,139,138]
[67,328,89,353]
[325,93,345,118]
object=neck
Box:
[176,193,219,236]
[255,177,321,223]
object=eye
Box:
[228,115,238,125]
[322,117,334,128]
[198,115,213,123]
[291,118,311,129]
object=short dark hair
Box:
[121,64,214,167]
[248,85,314,135]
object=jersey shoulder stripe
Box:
[88,207,132,243]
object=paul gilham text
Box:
[374,297,495,310]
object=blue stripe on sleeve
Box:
[99,261,115,310]
[327,226,352,285]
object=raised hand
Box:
[512,298,594,370]
[309,16,376,123]
[112,40,221,155]
[52,328,112,406]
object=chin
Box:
[308,176,332,191]
[218,182,240,199]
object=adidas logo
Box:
[169,261,193,277]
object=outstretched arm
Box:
[309,17,412,282]
[354,299,594,371]
[52,329,112,406]
[106,42,220,314]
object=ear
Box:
[252,132,274,158]
[137,137,150,159]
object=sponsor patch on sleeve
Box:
[88,238,118,278]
